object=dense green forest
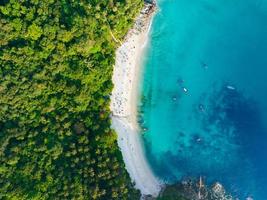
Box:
[0,0,143,199]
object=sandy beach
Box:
[110,3,162,198]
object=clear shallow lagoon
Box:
[140,0,267,199]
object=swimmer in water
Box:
[198,104,205,112]
[196,138,202,143]
[201,61,208,69]
[177,78,184,85]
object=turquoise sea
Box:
[140,0,267,199]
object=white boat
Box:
[183,87,188,93]
[226,85,235,90]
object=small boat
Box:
[143,127,148,131]
[183,87,188,93]
[226,85,235,90]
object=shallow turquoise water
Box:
[140,0,267,199]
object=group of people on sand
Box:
[112,13,150,117]
[112,36,138,116]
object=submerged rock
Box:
[211,182,233,200]
[147,177,235,200]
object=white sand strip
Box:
[110,4,162,198]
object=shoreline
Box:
[110,3,162,197]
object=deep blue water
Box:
[140,0,267,199]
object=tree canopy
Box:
[0,0,143,199]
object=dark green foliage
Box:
[0,0,143,199]
[157,186,189,200]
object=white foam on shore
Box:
[110,7,162,198]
